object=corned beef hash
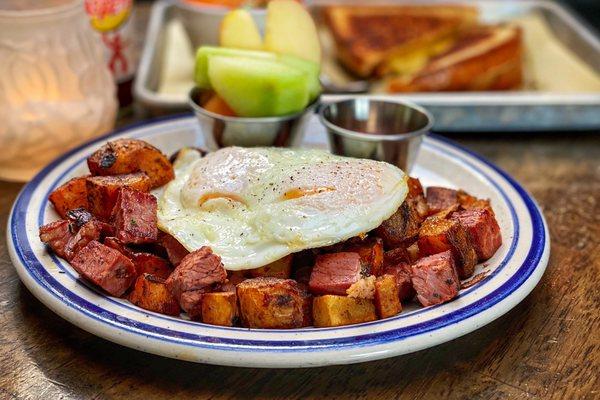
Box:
[39,139,502,328]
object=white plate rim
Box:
[7,114,550,367]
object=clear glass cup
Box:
[0,0,118,181]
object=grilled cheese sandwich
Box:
[387,25,523,92]
[322,5,478,78]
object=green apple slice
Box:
[208,55,310,117]
[278,54,321,101]
[195,47,276,89]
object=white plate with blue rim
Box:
[7,114,549,368]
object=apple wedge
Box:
[220,9,263,50]
[278,54,321,101]
[208,56,310,117]
[264,0,321,64]
[195,46,276,89]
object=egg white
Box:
[157,147,407,271]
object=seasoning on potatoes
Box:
[87,139,174,188]
[312,295,376,327]
[237,277,311,328]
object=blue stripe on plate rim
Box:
[8,114,547,353]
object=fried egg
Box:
[157,147,407,270]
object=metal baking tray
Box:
[134,0,600,131]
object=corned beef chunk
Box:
[418,216,477,279]
[452,208,502,260]
[133,253,172,280]
[39,220,75,260]
[111,187,158,244]
[64,219,114,260]
[158,231,190,266]
[86,172,152,221]
[383,262,415,301]
[308,252,363,295]
[103,236,136,258]
[411,251,460,306]
[165,247,227,318]
[426,187,459,215]
[104,237,172,279]
[179,290,205,320]
[293,265,313,287]
[70,240,136,297]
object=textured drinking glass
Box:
[0,0,118,181]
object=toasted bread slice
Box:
[387,25,523,92]
[322,5,478,77]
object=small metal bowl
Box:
[319,98,434,172]
[189,87,319,150]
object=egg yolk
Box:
[198,192,247,206]
[282,187,335,200]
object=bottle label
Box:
[85,0,132,32]
[85,0,136,83]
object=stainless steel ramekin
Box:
[189,87,319,150]
[319,98,434,172]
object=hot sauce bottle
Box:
[84,0,137,109]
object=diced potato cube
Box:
[248,255,292,279]
[418,216,477,279]
[201,292,238,327]
[87,139,174,188]
[345,238,384,276]
[49,176,89,218]
[374,274,402,319]
[128,273,180,316]
[312,295,376,327]
[237,277,310,328]
[407,242,420,262]
[376,201,422,248]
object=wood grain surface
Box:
[1,4,599,400]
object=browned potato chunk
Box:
[345,238,384,276]
[49,176,89,218]
[248,255,292,279]
[376,201,422,249]
[312,295,376,327]
[406,242,420,262]
[201,292,239,326]
[237,277,310,329]
[87,139,174,188]
[128,274,181,316]
[86,172,152,220]
[457,190,493,214]
[374,274,402,319]
[418,216,477,279]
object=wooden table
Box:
[1,5,599,400]
[3,133,598,400]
